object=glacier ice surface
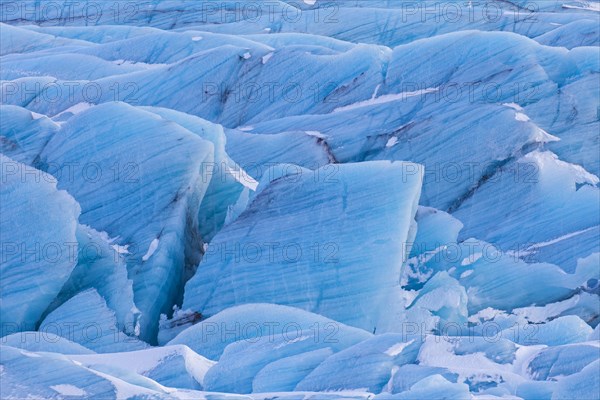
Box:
[1,1,599,399]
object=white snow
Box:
[333,88,439,113]
[102,232,131,254]
[525,150,599,185]
[513,295,582,323]
[401,289,419,308]
[468,307,508,323]
[460,270,474,278]
[386,137,399,148]
[237,126,254,131]
[112,60,167,69]
[50,384,87,396]
[385,339,415,356]
[29,111,62,128]
[514,226,600,256]
[513,344,548,379]
[384,366,400,393]
[515,112,530,122]
[30,111,46,120]
[242,52,252,60]
[371,84,382,99]
[461,252,483,266]
[411,245,449,266]
[111,244,130,255]
[562,3,600,11]
[53,102,93,118]
[142,238,160,262]
[503,102,524,111]
[503,104,560,142]
[305,130,327,139]
[533,127,560,143]
[191,36,203,41]
[418,335,526,388]
[304,0,317,5]
[70,346,214,384]
[262,52,274,64]
[84,367,171,398]
[226,165,259,191]
[21,350,41,358]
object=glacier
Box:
[180,160,423,334]
[0,0,599,399]
[1,154,80,331]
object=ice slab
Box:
[0,105,58,165]
[68,345,215,390]
[295,333,422,393]
[37,102,216,342]
[0,332,95,355]
[39,289,148,353]
[182,161,423,333]
[0,155,79,332]
[168,303,372,360]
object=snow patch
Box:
[385,366,400,393]
[562,3,600,11]
[111,244,130,255]
[533,127,560,143]
[515,112,530,122]
[305,130,327,139]
[142,238,159,262]
[460,270,474,278]
[386,137,399,148]
[461,252,483,266]
[262,52,274,64]
[503,102,524,112]
[504,104,559,142]
[226,165,259,191]
[372,84,382,99]
[516,226,600,256]
[513,295,582,323]
[112,60,167,69]
[385,340,415,356]
[333,88,439,113]
[468,307,508,323]
[30,111,46,120]
[21,350,41,358]
[84,366,171,398]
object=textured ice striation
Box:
[0,155,80,331]
[1,1,599,399]
[181,161,423,333]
